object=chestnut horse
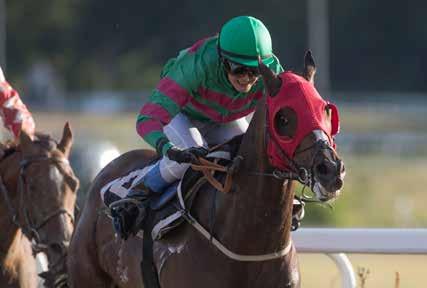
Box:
[0,123,79,288]
[68,52,345,288]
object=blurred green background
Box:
[1,1,427,286]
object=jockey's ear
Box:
[58,122,73,159]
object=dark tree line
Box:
[5,0,427,94]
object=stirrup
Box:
[109,197,149,240]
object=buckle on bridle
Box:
[297,167,310,185]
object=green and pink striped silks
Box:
[137,36,283,155]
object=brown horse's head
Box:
[259,51,345,202]
[16,123,79,285]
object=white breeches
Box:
[159,113,251,182]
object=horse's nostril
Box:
[316,163,329,176]
[335,178,343,190]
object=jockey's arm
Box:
[136,52,200,156]
[0,67,35,140]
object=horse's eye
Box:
[279,115,288,125]
[274,107,297,138]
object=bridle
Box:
[0,152,78,285]
[18,156,76,252]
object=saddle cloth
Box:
[100,151,231,241]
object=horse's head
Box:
[17,123,79,282]
[259,52,345,202]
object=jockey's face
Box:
[227,71,259,93]
[223,59,260,93]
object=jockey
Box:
[0,66,35,145]
[109,16,303,239]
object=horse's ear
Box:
[258,56,282,97]
[19,128,36,155]
[303,50,316,84]
[58,122,73,158]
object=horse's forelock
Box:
[33,132,58,151]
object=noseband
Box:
[0,154,77,258]
[255,127,341,203]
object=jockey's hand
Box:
[167,146,209,164]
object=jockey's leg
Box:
[109,113,208,239]
[149,113,208,190]
[198,115,250,145]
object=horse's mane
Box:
[1,132,58,160]
[32,132,58,150]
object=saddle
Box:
[102,137,242,241]
[144,151,232,240]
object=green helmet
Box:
[218,16,274,67]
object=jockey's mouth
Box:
[228,73,259,93]
[237,77,257,86]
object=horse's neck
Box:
[214,99,294,253]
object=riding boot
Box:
[109,161,173,239]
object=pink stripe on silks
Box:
[140,103,171,124]
[198,87,263,110]
[189,98,223,122]
[223,107,257,122]
[136,119,163,137]
[191,98,256,123]
[188,37,209,53]
[156,77,190,107]
[189,98,259,123]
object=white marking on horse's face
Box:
[45,166,64,194]
[49,165,63,182]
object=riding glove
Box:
[166,146,209,163]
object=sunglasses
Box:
[223,59,260,77]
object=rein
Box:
[190,156,242,194]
